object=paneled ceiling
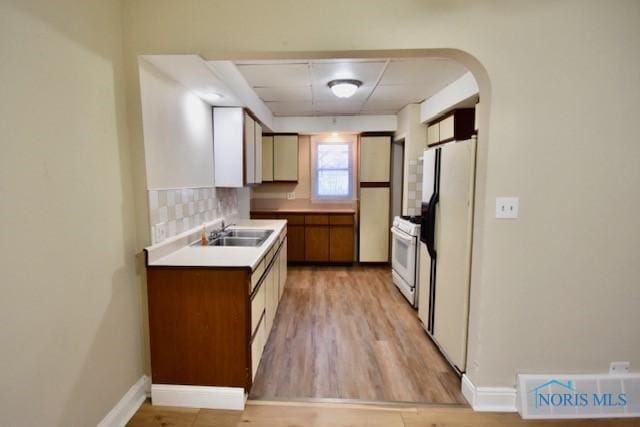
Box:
[234,58,468,117]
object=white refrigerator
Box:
[417,137,476,373]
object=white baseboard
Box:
[462,374,517,412]
[151,384,245,410]
[98,375,150,427]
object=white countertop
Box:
[145,219,287,270]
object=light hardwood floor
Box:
[128,400,640,427]
[250,265,465,404]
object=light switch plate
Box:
[610,361,630,374]
[154,222,167,243]
[496,197,519,219]
[287,192,295,200]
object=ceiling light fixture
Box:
[202,92,224,102]
[327,79,362,98]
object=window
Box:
[312,139,355,201]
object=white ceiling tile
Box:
[254,86,312,102]
[379,58,467,86]
[310,61,387,87]
[265,101,314,115]
[362,97,410,112]
[368,84,434,104]
[233,57,470,117]
[313,100,363,114]
[358,110,399,116]
[236,63,311,87]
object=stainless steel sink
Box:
[209,237,264,247]
[226,229,273,239]
[192,228,273,247]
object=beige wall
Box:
[123,0,640,389]
[395,104,427,215]
[0,0,144,425]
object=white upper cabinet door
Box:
[439,115,454,141]
[244,112,256,184]
[427,122,440,146]
[474,103,479,131]
[262,135,274,182]
[360,136,391,182]
[254,121,262,184]
[273,135,298,181]
[213,107,244,187]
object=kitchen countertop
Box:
[251,208,356,214]
[145,219,287,270]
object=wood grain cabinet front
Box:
[305,225,330,261]
[250,212,355,264]
[146,230,287,391]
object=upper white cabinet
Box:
[272,134,299,182]
[360,136,391,182]
[213,107,263,187]
[261,135,274,182]
[426,108,475,147]
[427,122,440,146]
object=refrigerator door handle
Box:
[425,192,438,259]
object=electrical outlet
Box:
[287,192,295,200]
[610,361,630,374]
[154,222,167,243]
[496,197,519,219]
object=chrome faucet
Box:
[208,220,236,241]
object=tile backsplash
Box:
[406,157,424,216]
[148,187,238,244]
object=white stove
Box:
[391,216,421,307]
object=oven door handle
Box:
[391,227,416,244]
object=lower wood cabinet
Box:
[251,211,355,263]
[287,224,305,262]
[329,225,354,262]
[146,231,287,390]
[305,225,330,261]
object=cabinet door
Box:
[244,112,256,184]
[474,103,479,132]
[359,187,390,262]
[360,136,391,182]
[254,122,262,183]
[262,136,274,182]
[287,225,305,262]
[329,226,354,262]
[305,226,329,261]
[213,107,244,187]
[279,238,287,297]
[427,123,440,146]
[264,264,276,333]
[439,115,454,141]
[273,135,298,181]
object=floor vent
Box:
[517,373,640,419]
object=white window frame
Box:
[311,136,356,202]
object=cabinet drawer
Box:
[280,214,304,225]
[250,280,266,335]
[329,214,354,225]
[251,314,266,379]
[266,244,277,267]
[305,214,329,225]
[250,259,265,292]
[439,115,454,141]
